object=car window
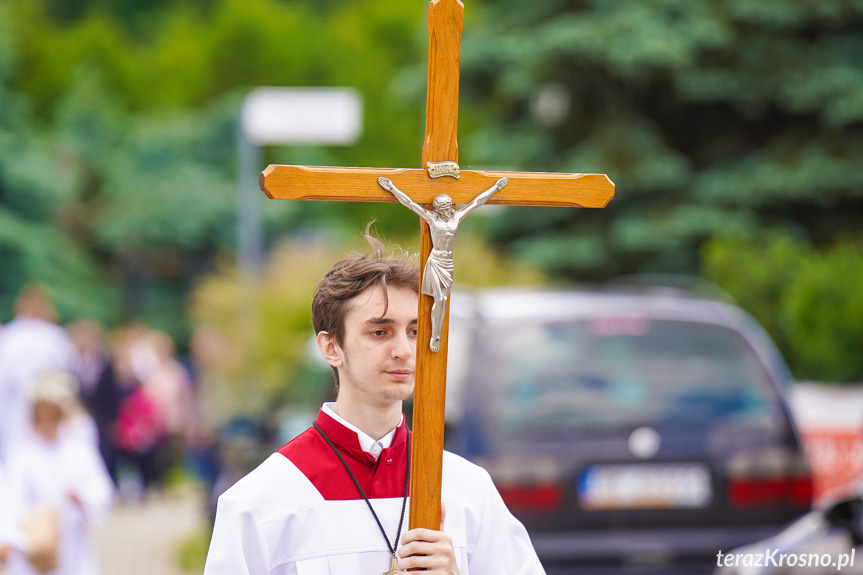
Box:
[485,318,782,435]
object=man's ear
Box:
[316,331,343,368]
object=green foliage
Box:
[0,11,119,322]
[189,239,341,421]
[3,0,861,390]
[447,231,549,288]
[703,232,863,382]
[458,0,863,280]
[8,0,427,155]
[784,243,863,382]
[0,0,429,333]
[0,206,119,323]
[175,524,212,574]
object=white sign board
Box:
[241,87,362,146]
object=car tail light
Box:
[498,482,564,510]
[728,475,813,508]
[727,447,813,509]
[475,455,564,511]
[788,475,815,506]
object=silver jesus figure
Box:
[378,176,508,352]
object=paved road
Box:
[92,489,207,575]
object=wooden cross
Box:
[259,0,614,531]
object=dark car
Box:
[444,287,813,574]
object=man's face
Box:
[332,286,418,408]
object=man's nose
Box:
[391,331,414,359]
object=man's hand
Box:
[397,503,463,574]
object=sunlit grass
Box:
[175,524,212,573]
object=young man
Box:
[204,238,545,574]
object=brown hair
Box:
[312,232,419,385]
[14,282,58,323]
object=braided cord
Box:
[313,421,411,556]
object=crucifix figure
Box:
[378,176,508,352]
[259,0,614,533]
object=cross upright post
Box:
[411,0,463,532]
[259,0,614,531]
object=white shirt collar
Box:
[322,403,400,460]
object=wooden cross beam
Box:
[259,0,614,531]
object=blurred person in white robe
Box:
[4,372,115,575]
[0,461,27,567]
[0,284,79,462]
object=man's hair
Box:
[312,232,419,385]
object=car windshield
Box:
[486,318,781,435]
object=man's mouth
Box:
[386,370,413,380]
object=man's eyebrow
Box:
[363,318,419,325]
[364,318,394,325]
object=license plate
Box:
[578,463,712,509]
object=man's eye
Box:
[370,329,385,337]
[408,328,418,338]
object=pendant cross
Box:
[384,555,399,575]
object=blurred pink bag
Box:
[115,385,166,454]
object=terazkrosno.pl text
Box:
[717,549,855,571]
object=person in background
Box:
[68,320,123,480]
[135,329,195,468]
[111,325,166,499]
[68,321,107,410]
[0,284,79,462]
[0,461,26,568]
[4,371,114,575]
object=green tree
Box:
[703,231,863,382]
[0,6,119,322]
[783,243,863,382]
[0,0,431,334]
[457,0,863,280]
